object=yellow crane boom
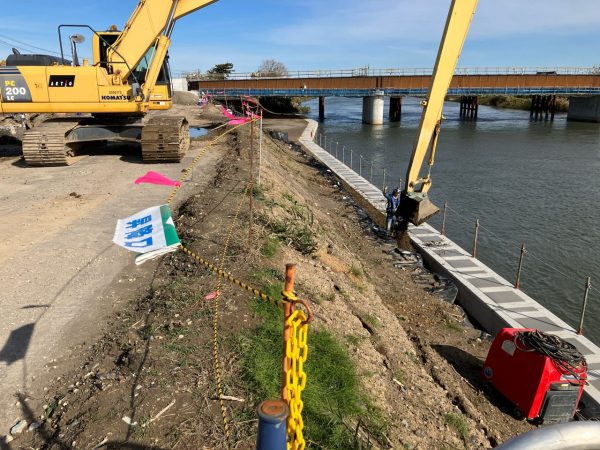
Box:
[399,0,479,226]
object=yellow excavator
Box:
[399,0,478,226]
[0,0,218,166]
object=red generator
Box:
[482,328,587,423]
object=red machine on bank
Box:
[483,328,587,423]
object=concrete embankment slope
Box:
[297,119,600,418]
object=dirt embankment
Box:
[6,108,534,449]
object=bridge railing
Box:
[182,66,599,80]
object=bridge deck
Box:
[190,73,600,97]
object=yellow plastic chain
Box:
[285,309,309,450]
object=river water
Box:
[305,96,600,344]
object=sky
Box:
[0,0,599,76]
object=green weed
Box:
[260,237,280,258]
[444,413,469,439]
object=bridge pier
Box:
[389,96,402,122]
[362,90,385,125]
[567,96,600,123]
[459,96,478,119]
[530,95,556,120]
[318,96,325,121]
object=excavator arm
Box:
[107,0,218,84]
[399,0,478,226]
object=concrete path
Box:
[0,143,224,431]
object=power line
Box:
[0,34,61,56]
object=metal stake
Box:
[441,201,448,236]
[335,142,339,159]
[324,135,327,151]
[342,146,346,164]
[350,149,353,169]
[382,168,386,191]
[472,218,480,258]
[258,114,263,185]
[319,133,322,147]
[577,277,592,335]
[514,243,526,289]
[359,155,363,176]
[370,161,373,182]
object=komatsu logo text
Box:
[101,95,132,101]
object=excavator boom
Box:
[399,0,478,226]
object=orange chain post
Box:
[282,263,296,400]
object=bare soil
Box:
[3,105,536,449]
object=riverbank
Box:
[6,108,534,449]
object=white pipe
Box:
[494,422,600,450]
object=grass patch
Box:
[445,320,463,333]
[138,324,156,340]
[444,413,469,440]
[345,334,364,347]
[362,313,380,330]
[260,237,280,258]
[239,295,388,448]
[350,265,363,278]
[393,368,406,385]
[164,342,198,367]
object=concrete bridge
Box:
[186,67,600,124]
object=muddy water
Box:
[307,96,600,344]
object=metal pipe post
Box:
[324,135,327,152]
[335,142,339,159]
[514,243,526,289]
[350,149,353,169]
[342,146,345,164]
[441,201,448,235]
[577,277,592,335]
[382,168,386,192]
[370,161,373,182]
[319,133,321,147]
[359,155,363,176]
[256,400,289,450]
[472,218,480,258]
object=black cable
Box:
[515,330,587,382]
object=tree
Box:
[256,59,288,77]
[0,60,5,67]
[207,62,234,79]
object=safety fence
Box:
[437,202,598,338]
[164,117,311,449]
[315,131,598,341]
[316,131,403,193]
[182,66,600,80]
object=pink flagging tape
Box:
[134,171,181,187]
[228,118,250,125]
[220,105,237,119]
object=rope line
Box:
[211,183,250,448]
[165,119,259,206]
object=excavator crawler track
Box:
[22,119,83,166]
[141,116,189,163]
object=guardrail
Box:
[201,87,600,98]
[182,66,600,80]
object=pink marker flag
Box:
[135,171,181,187]
[205,291,220,300]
